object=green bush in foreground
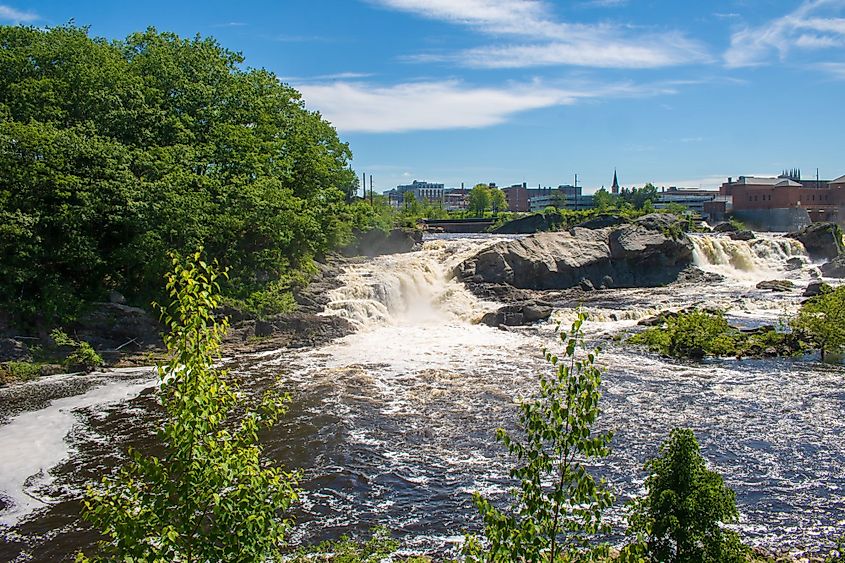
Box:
[465,312,614,562]
[50,329,104,372]
[290,526,431,562]
[78,253,298,562]
[792,285,845,361]
[628,429,746,563]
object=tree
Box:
[490,188,508,215]
[628,428,747,563]
[465,312,614,562]
[592,188,614,211]
[468,184,492,217]
[792,285,845,361]
[79,253,298,561]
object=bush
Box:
[78,253,298,561]
[50,329,103,372]
[0,361,41,383]
[290,526,430,562]
[629,310,737,359]
[628,428,747,563]
[465,312,614,562]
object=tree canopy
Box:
[0,24,361,324]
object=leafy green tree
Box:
[465,312,614,562]
[490,187,508,215]
[592,188,615,211]
[78,253,298,562]
[628,428,746,563]
[468,184,492,217]
[792,285,845,361]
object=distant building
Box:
[384,180,445,208]
[502,183,530,212]
[529,185,594,212]
[611,170,620,195]
[443,188,467,211]
[655,186,719,216]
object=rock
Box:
[73,303,162,351]
[756,279,795,292]
[785,257,804,271]
[713,221,739,233]
[632,213,686,232]
[821,254,845,278]
[492,212,563,234]
[786,222,844,260]
[480,302,553,327]
[244,313,354,348]
[459,224,693,290]
[579,278,595,291]
[107,290,127,305]
[728,230,755,241]
[574,214,628,230]
[803,281,830,297]
[341,228,422,257]
[601,275,614,289]
[0,338,30,362]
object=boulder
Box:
[821,255,845,278]
[492,212,563,234]
[73,303,162,351]
[729,230,755,241]
[803,281,830,297]
[480,302,553,327]
[785,257,804,271]
[574,214,628,230]
[786,222,844,260]
[579,278,595,291]
[341,228,422,257]
[632,213,685,232]
[756,279,795,292]
[458,224,693,290]
[0,338,30,362]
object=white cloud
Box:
[0,4,38,22]
[298,79,677,133]
[725,0,845,67]
[369,0,707,69]
[816,61,845,77]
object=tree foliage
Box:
[465,312,614,562]
[792,284,845,361]
[0,24,359,324]
[78,253,298,562]
[628,428,747,563]
[468,184,492,217]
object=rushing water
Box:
[1,233,844,561]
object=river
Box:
[1,232,843,561]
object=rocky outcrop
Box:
[73,303,162,352]
[574,214,628,230]
[458,223,693,291]
[479,301,553,327]
[225,313,353,349]
[341,228,422,257]
[713,221,739,233]
[803,281,831,297]
[821,255,845,278]
[729,230,755,241]
[786,222,844,260]
[491,212,563,234]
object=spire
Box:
[611,169,620,195]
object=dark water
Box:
[1,235,844,561]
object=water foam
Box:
[690,234,808,283]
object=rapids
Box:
[1,232,844,561]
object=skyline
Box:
[4,0,845,193]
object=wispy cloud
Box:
[280,71,375,83]
[0,4,38,22]
[297,78,678,133]
[724,0,845,67]
[211,21,247,28]
[816,61,845,78]
[369,0,708,69]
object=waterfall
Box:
[321,237,500,328]
[689,234,808,281]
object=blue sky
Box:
[3,1,845,193]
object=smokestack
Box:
[369,174,373,205]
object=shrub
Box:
[50,329,103,372]
[465,312,614,562]
[629,310,737,359]
[628,428,747,563]
[0,361,41,383]
[290,526,430,562]
[78,253,298,561]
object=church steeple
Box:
[611,169,620,195]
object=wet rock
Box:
[459,223,693,291]
[756,279,795,292]
[803,281,830,297]
[480,302,553,327]
[0,338,30,362]
[785,257,804,271]
[341,228,422,257]
[728,230,755,241]
[713,221,739,233]
[245,313,354,348]
[786,222,844,260]
[821,255,845,278]
[491,211,563,234]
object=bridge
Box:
[418,218,496,233]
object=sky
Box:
[3,0,845,194]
